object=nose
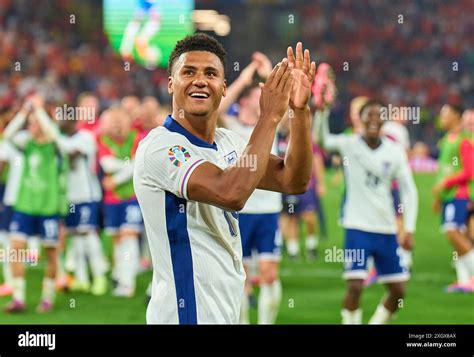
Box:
[192,73,207,87]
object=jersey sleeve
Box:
[393,146,418,233]
[143,134,208,199]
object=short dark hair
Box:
[446,103,464,117]
[168,33,227,75]
[359,99,385,117]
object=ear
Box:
[222,78,227,97]
[168,76,173,95]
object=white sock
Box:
[72,237,88,284]
[287,240,299,256]
[369,303,392,324]
[306,235,318,250]
[399,248,413,269]
[120,238,139,291]
[456,250,474,284]
[240,291,250,324]
[258,280,282,324]
[0,233,12,285]
[28,236,41,261]
[41,278,56,304]
[12,277,26,303]
[341,308,362,324]
[85,232,106,278]
[459,249,474,277]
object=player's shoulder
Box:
[215,126,246,149]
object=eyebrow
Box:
[181,65,220,72]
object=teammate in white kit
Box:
[134,34,316,324]
[57,118,107,295]
[316,99,418,324]
[218,53,283,324]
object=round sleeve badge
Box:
[168,145,191,167]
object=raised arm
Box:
[218,52,272,117]
[187,59,294,211]
[395,147,419,249]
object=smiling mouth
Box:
[189,92,210,99]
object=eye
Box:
[206,71,216,77]
[184,69,194,76]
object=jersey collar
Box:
[163,115,218,151]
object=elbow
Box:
[285,179,310,195]
[222,187,249,212]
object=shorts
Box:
[0,201,13,233]
[65,202,99,233]
[239,213,281,262]
[441,199,469,232]
[342,228,409,283]
[103,199,143,234]
[282,188,319,215]
[9,211,60,246]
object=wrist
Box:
[289,106,310,115]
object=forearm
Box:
[399,175,418,233]
[112,161,135,185]
[35,107,60,141]
[100,157,128,173]
[4,110,27,139]
[283,107,312,192]
[217,118,279,207]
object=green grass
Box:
[1,173,473,324]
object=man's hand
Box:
[259,58,294,123]
[399,232,414,251]
[102,176,117,191]
[287,42,316,110]
[30,94,45,110]
[432,181,444,196]
[252,51,272,80]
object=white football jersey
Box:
[134,116,247,324]
[325,134,418,234]
[382,121,410,149]
[224,117,282,214]
[58,130,102,204]
[0,139,23,206]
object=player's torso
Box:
[340,137,400,233]
[67,131,101,204]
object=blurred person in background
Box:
[461,109,474,244]
[57,117,107,296]
[433,104,474,292]
[3,95,68,313]
[409,142,438,173]
[98,107,143,297]
[218,52,284,324]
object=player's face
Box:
[169,51,226,118]
[439,105,458,130]
[462,110,474,133]
[361,105,383,139]
[27,115,42,138]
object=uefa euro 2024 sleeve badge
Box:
[168,145,191,167]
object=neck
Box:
[172,109,217,144]
[363,135,381,149]
[449,123,462,135]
